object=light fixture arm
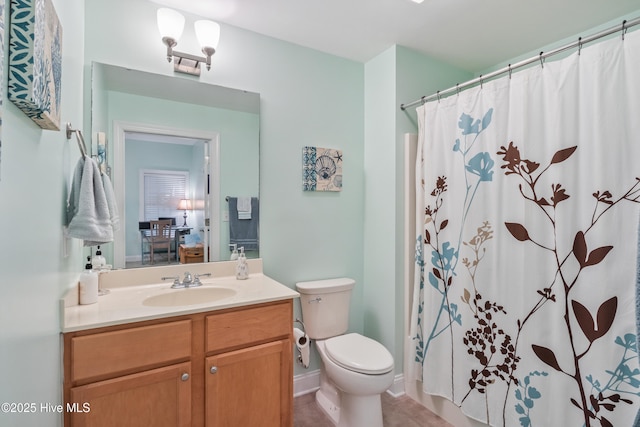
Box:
[201,46,216,70]
[162,36,177,62]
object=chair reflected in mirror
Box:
[146,219,173,264]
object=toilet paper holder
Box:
[294,318,306,336]
[294,318,310,368]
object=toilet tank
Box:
[295,278,355,340]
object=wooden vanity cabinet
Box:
[63,300,293,427]
[69,362,192,427]
[204,302,293,426]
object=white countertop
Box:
[61,260,299,333]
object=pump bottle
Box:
[235,247,249,280]
[91,246,106,270]
[79,256,98,305]
[229,244,239,261]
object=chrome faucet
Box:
[162,271,212,288]
[182,272,194,286]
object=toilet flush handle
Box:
[308,297,322,304]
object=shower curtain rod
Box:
[400,16,640,111]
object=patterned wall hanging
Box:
[303,146,343,192]
[8,0,62,131]
[0,0,5,180]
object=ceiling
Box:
[149,0,640,72]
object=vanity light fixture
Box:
[177,199,193,227]
[157,7,220,76]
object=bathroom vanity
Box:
[61,260,298,427]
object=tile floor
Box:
[294,392,453,427]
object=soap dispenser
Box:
[235,247,249,280]
[229,244,239,261]
[79,256,98,305]
[92,246,106,270]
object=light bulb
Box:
[194,20,221,50]
[157,8,185,41]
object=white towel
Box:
[67,156,114,246]
[237,196,252,220]
[228,197,259,251]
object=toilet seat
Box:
[324,333,393,375]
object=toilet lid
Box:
[325,333,394,375]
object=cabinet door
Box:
[206,339,292,427]
[69,362,191,427]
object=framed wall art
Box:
[0,0,5,179]
[303,146,343,192]
[8,0,62,131]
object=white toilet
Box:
[296,278,394,427]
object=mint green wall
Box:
[0,1,86,426]
[363,45,473,370]
[363,46,397,358]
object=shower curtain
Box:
[409,29,640,427]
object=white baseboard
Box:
[386,373,405,397]
[293,370,405,398]
[294,370,320,397]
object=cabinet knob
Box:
[181,373,190,381]
[210,366,218,374]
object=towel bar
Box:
[66,122,88,157]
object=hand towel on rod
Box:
[228,197,259,251]
[66,156,114,246]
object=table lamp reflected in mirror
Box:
[177,199,192,227]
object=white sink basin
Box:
[142,287,237,307]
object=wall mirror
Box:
[91,62,260,269]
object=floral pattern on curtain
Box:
[409,29,640,427]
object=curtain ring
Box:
[420,95,426,105]
[539,52,544,69]
[436,91,441,102]
[622,19,628,41]
[508,64,512,79]
[456,83,460,96]
[577,37,582,55]
[479,75,483,89]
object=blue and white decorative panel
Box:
[0,0,5,179]
[8,0,62,131]
[303,146,343,192]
